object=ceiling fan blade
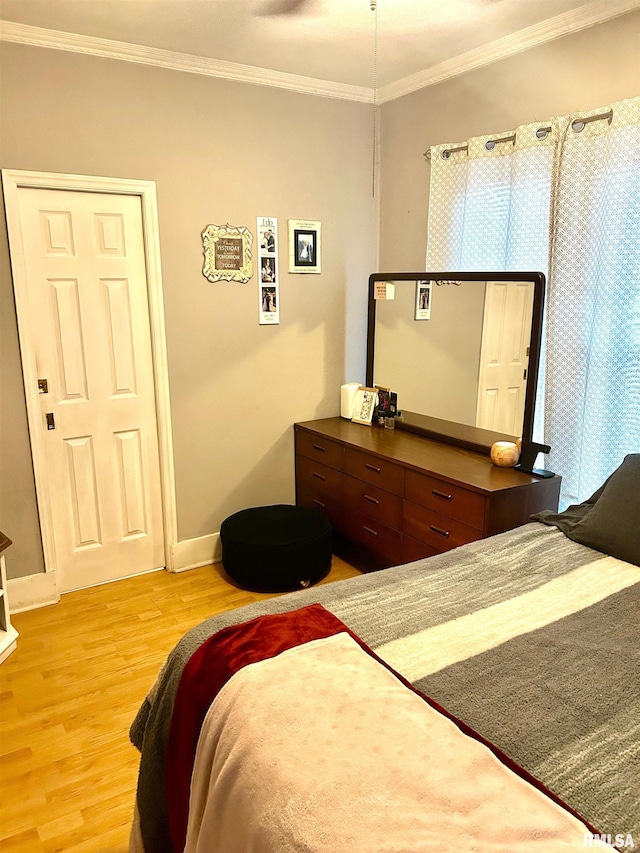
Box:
[254,0,314,16]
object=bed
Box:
[129,456,640,852]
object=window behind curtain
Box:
[426,98,640,507]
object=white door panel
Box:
[16,188,164,591]
[476,281,534,437]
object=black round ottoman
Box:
[220,504,332,591]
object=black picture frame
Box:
[294,229,316,266]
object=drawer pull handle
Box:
[432,489,452,501]
[312,472,326,481]
[312,444,326,452]
[364,463,381,473]
[363,494,379,505]
[363,526,378,537]
[430,525,450,539]
[313,499,326,508]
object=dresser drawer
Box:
[401,535,439,564]
[405,469,485,531]
[296,455,343,498]
[341,508,402,564]
[343,475,403,529]
[403,502,482,553]
[296,482,343,528]
[296,431,344,471]
[345,449,404,496]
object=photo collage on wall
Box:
[257,216,279,325]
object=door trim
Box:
[2,169,177,587]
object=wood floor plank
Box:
[1,827,45,853]
[0,557,361,850]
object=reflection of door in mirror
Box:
[476,281,534,436]
[373,281,487,425]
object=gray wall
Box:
[1,10,638,581]
[0,44,376,579]
[378,10,640,270]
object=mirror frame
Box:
[366,271,546,454]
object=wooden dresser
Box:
[294,417,561,567]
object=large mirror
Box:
[366,271,545,453]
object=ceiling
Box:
[1,0,638,100]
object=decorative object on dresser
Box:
[490,440,520,468]
[0,532,18,663]
[340,382,361,419]
[294,418,560,568]
[515,441,555,478]
[350,386,378,426]
[373,386,398,426]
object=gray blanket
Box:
[130,523,639,851]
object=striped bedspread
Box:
[130,522,640,852]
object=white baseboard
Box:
[8,571,60,613]
[7,535,222,610]
[169,532,222,573]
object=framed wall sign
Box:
[288,219,321,274]
[202,223,254,283]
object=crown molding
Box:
[2,0,638,105]
[0,21,373,103]
[378,0,640,103]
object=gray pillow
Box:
[534,454,640,566]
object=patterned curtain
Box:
[546,97,640,504]
[425,97,640,506]
[426,121,557,272]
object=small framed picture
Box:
[261,286,277,314]
[351,386,378,426]
[261,256,276,283]
[259,224,276,253]
[415,280,432,320]
[289,219,321,274]
[373,386,397,422]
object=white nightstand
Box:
[0,532,18,664]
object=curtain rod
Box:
[423,109,614,161]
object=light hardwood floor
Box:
[0,557,361,852]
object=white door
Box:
[476,281,535,437]
[13,187,165,591]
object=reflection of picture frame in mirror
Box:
[415,280,432,320]
[351,386,378,426]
